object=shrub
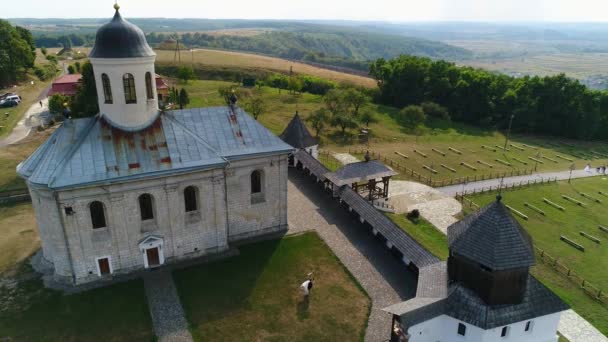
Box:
[421,101,450,121]
[406,209,421,222]
[398,105,426,128]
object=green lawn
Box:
[173,232,370,341]
[386,213,449,260]
[0,131,52,192]
[0,277,154,341]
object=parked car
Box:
[0,99,19,108]
[3,95,21,104]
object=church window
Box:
[501,326,509,337]
[90,201,107,229]
[457,323,466,336]
[145,72,154,99]
[139,193,154,220]
[184,186,198,212]
[251,170,263,194]
[102,74,113,104]
[525,321,533,332]
[123,73,137,104]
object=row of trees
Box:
[370,55,608,140]
[0,20,36,87]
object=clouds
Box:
[6,0,608,21]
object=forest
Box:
[370,55,608,140]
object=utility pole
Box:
[503,114,515,153]
[568,163,575,183]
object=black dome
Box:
[89,8,155,59]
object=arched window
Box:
[101,74,113,104]
[123,73,137,104]
[251,170,262,194]
[138,193,154,220]
[145,72,154,99]
[90,201,107,229]
[184,186,198,212]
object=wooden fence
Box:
[348,149,535,188]
[536,247,608,305]
[455,177,558,199]
[0,188,30,204]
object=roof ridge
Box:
[48,117,100,187]
[164,112,228,164]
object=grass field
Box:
[0,130,52,192]
[178,79,608,185]
[464,177,608,335]
[173,232,370,341]
[386,214,449,260]
[0,276,154,341]
[156,48,376,87]
[0,74,53,138]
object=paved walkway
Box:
[439,169,601,196]
[0,98,49,148]
[559,309,608,342]
[288,170,418,341]
[143,271,193,342]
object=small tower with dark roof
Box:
[447,195,535,305]
[89,3,159,131]
[280,112,319,165]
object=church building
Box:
[17,4,293,285]
[383,195,568,342]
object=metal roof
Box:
[17,106,293,189]
[294,150,328,181]
[89,8,155,59]
[279,112,318,149]
[448,199,535,271]
[325,160,397,186]
[384,264,568,330]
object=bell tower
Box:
[89,3,158,131]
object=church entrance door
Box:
[146,247,160,267]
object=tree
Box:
[67,65,76,74]
[343,88,370,117]
[359,109,378,127]
[398,105,426,129]
[421,101,450,121]
[48,94,70,115]
[177,66,195,83]
[266,74,289,94]
[41,47,47,56]
[306,109,330,137]
[243,96,266,120]
[70,61,99,118]
[178,88,190,109]
[287,77,303,94]
[74,61,81,73]
[330,113,359,135]
[0,20,36,87]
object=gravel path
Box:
[144,271,193,342]
[438,169,601,196]
[288,170,417,341]
[332,152,361,165]
[559,309,608,342]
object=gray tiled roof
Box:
[294,150,328,181]
[385,266,568,330]
[326,160,397,186]
[18,106,293,189]
[279,113,318,149]
[447,200,535,271]
[338,186,439,268]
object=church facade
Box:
[18,5,292,285]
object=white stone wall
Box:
[225,154,289,241]
[90,56,158,130]
[407,312,562,342]
[52,167,230,284]
[29,153,289,285]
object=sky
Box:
[6,0,608,22]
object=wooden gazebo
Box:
[325,159,397,200]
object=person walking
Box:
[300,273,314,297]
[39,101,43,108]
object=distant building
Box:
[47,73,168,100]
[384,195,568,342]
[19,4,292,286]
[47,74,82,97]
[279,112,319,167]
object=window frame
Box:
[101,73,113,104]
[251,170,263,194]
[123,73,137,104]
[501,326,509,338]
[525,321,533,333]
[89,200,107,229]
[184,185,198,212]
[145,72,154,100]
[457,323,467,336]
[138,193,155,221]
